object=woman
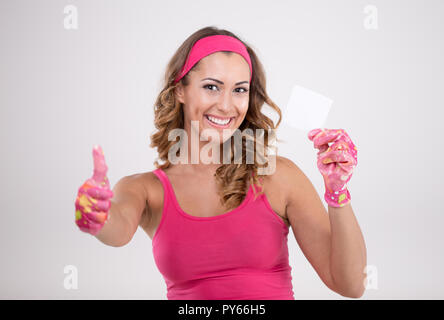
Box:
[74,26,367,300]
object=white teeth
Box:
[207,115,231,125]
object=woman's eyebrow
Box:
[201,77,249,85]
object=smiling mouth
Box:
[204,114,234,127]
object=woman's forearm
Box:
[95,200,132,247]
[328,202,367,297]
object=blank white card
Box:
[282,84,333,134]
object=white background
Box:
[0,0,443,299]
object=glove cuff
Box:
[324,187,351,208]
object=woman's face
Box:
[175,51,251,144]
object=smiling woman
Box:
[75,25,366,301]
[150,27,283,211]
[141,27,302,300]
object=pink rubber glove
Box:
[75,145,114,236]
[308,128,358,208]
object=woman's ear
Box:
[175,83,185,104]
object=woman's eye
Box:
[204,84,218,91]
[204,84,249,93]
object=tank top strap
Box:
[153,168,175,204]
[250,170,265,191]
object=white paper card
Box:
[283,84,333,133]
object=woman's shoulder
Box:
[261,155,304,203]
[128,170,165,208]
[261,154,299,181]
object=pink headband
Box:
[174,34,253,84]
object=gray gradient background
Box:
[1,0,443,299]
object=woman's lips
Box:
[204,114,234,128]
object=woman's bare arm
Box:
[95,174,146,247]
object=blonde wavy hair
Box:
[150,26,282,211]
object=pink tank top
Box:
[152,168,295,300]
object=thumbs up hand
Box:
[75,145,114,236]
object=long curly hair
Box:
[149,26,282,211]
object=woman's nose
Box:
[216,91,233,113]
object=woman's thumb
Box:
[91,145,108,185]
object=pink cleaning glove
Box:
[308,128,358,208]
[75,145,114,235]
